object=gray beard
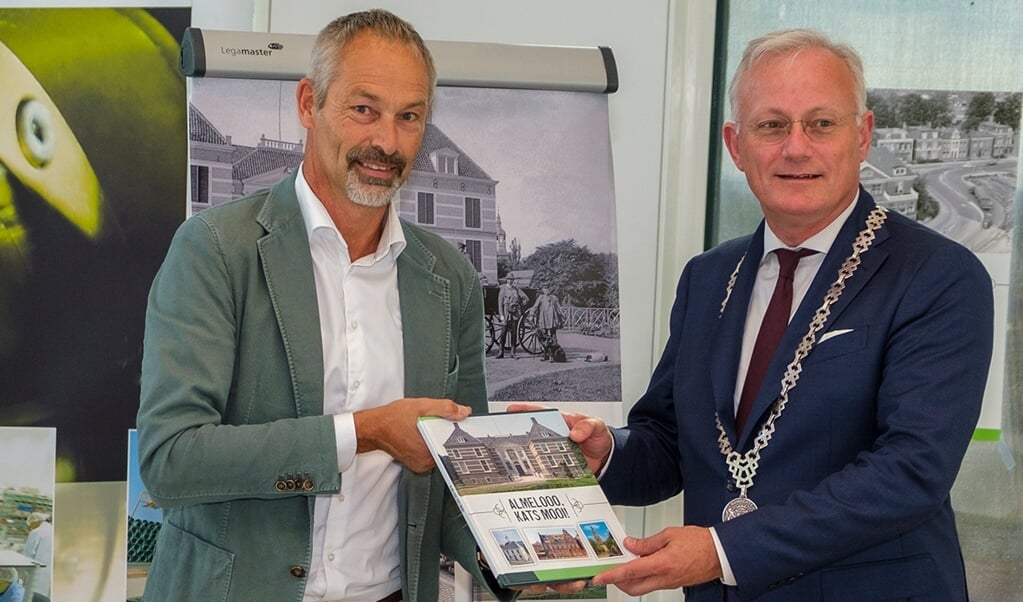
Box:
[346,169,400,208]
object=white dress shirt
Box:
[712,194,859,586]
[296,166,406,602]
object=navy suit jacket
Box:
[601,189,993,601]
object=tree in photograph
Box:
[868,92,896,128]
[993,93,1021,130]
[524,239,615,309]
[962,92,996,131]
[895,92,952,128]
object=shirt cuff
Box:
[333,413,357,472]
[709,526,737,586]
[593,432,616,480]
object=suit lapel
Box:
[710,230,764,443]
[397,222,452,399]
[803,194,890,331]
[255,174,325,417]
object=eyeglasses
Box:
[743,113,861,144]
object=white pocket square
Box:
[819,328,854,343]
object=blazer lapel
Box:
[803,190,890,331]
[710,230,764,443]
[255,173,325,417]
[397,222,452,399]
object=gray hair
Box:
[728,28,867,123]
[28,512,49,525]
[307,9,436,110]
[0,566,17,582]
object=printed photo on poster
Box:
[0,427,55,601]
[126,429,161,601]
[189,81,622,405]
[0,7,189,483]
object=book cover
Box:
[417,408,635,587]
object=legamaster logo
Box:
[220,42,284,57]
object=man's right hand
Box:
[505,403,612,474]
[354,398,471,473]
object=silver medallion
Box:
[722,495,758,521]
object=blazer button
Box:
[290,566,306,578]
[301,479,315,491]
[275,480,287,491]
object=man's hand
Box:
[505,402,613,474]
[354,398,471,473]
[590,526,722,596]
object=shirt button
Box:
[352,380,360,390]
[338,494,346,502]
[352,320,359,330]
[328,552,335,562]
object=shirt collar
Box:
[294,162,407,262]
[762,190,859,261]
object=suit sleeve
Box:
[137,215,339,508]
[599,265,694,504]
[715,242,993,597]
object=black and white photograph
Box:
[189,79,623,405]
[714,1,1022,269]
[717,86,1018,255]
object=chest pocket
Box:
[804,325,868,367]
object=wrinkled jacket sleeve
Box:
[137,213,340,508]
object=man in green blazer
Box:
[137,10,508,601]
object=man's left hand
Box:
[590,526,722,596]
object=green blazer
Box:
[138,173,500,601]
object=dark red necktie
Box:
[736,248,817,434]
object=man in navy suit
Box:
[532,29,994,600]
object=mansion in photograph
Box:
[872,121,1016,164]
[861,145,919,219]
[188,106,503,283]
[440,417,587,487]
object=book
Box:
[417,408,636,588]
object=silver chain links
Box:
[715,206,888,497]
